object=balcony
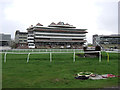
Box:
[35,36,85,39]
[28,40,34,42]
[27,37,34,39]
[34,32,86,36]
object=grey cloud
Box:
[1,19,24,39]
[95,2,118,33]
[0,0,23,39]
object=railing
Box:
[1,49,83,53]
[1,51,102,63]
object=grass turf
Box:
[2,52,119,88]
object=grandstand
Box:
[15,22,88,49]
[93,34,120,49]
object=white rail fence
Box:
[1,49,83,52]
[1,51,102,63]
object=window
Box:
[24,40,27,42]
[29,44,34,46]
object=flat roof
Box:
[100,34,120,38]
[48,25,76,28]
[27,26,87,31]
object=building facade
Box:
[27,22,87,49]
[15,30,28,48]
[0,33,11,46]
[93,34,120,49]
[15,22,88,49]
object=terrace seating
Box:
[17,45,28,49]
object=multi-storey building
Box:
[0,33,11,46]
[27,22,88,49]
[15,30,28,48]
[0,33,11,50]
[93,34,120,49]
[93,34,100,46]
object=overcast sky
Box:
[0,0,118,43]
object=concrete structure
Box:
[0,33,11,46]
[15,30,28,48]
[27,22,87,49]
[0,33,11,50]
[93,34,120,49]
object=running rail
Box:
[1,51,102,63]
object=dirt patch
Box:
[55,78,60,82]
[76,54,84,57]
[76,53,98,58]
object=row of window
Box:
[34,27,86,31]
[34,38,83,40]
[19,40,27,42]
[19,37,27,39]
[35,42,83,45]
[34,31,86,34]
[28,35,34,37]
[28,44,35,46]
[35,34,85,37]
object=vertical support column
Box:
[83,52,85,58]
[74,49,75,52]
[0,53,2,90]
[106,52,109,62]
[99,51,101,62]
[50,52,52,62]
[27,53,30,63]
[4,52,7,63]
[73,52,75,62]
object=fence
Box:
[1,51,102,63]
[1,49,83,53]
[1,49,119,63]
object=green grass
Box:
[2,52,119,88]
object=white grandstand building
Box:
[15,22,88,49]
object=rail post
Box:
[4,52,7,63]
[50,52,52,62]
[99,51,101,62]
[73,52,75,62]
[106,52,109,62]
[27,53,30,63]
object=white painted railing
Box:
[1,49,83,52]
[1,51,102,63]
